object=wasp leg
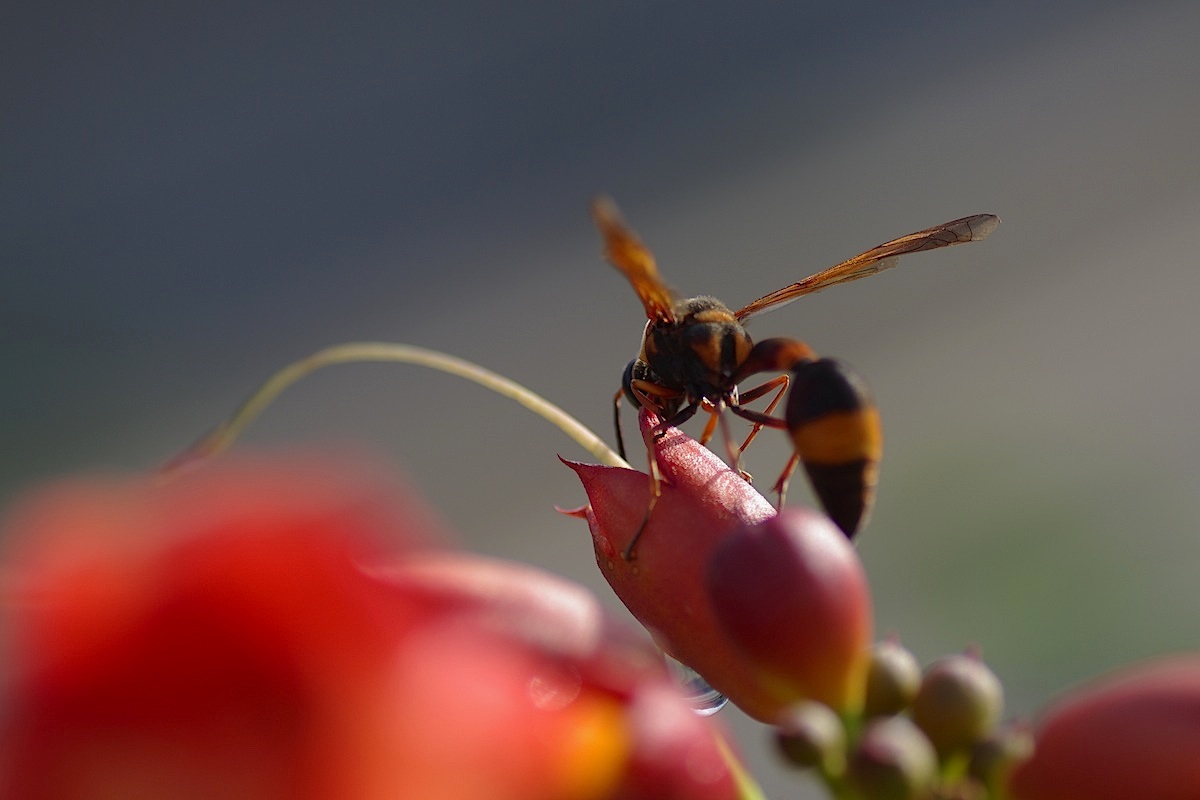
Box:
[726,403,787,482]
[729,405,788,429]
[630,379,698,442]
[771,452,801,509]
[613,385,630,460]
[712,407,753,482]
[697,401,720,446]
[733,374,790,482]
[629,379,682,410]
[623,444,665,561]
[731,336,816,472]
[732,372,790,460]
[690,399,755,483]
[622,381,690,560]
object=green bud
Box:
[969,723,1034,788]
[864,638,922,717]
[846,716,937,800]
[912,651,1004,758]
[774,701,846,772]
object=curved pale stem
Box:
[165,342,630,473]
[716,732,768,800]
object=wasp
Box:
[594,197,998,551]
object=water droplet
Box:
[528,664,582,711]
[665,656,728,716]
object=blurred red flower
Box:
[1008,655,1200,800]
[0,452,737,800]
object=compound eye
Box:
[621,358,640,404]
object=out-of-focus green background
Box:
[6,3,1199,796]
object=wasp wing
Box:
[734,214,1000,321]
[592,196,677,324]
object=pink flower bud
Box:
[1008,655,1200,800]
[706,510,873,715]
[566,411,871,720]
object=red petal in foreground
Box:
[567,410,871,721]
[0,452,737,800]
[373,552,740,800]
[0,453,439,800]
[1008,655,1200,800]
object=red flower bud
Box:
[1008,655,1200,800]
[566,411,871,721]
[707,510,873,715]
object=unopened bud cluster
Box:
[775,641,1030,800]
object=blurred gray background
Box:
[5,2,1199,796]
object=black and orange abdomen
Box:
[785,358,882,538]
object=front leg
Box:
[629,379,699,441]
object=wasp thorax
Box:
[642,296,753,401]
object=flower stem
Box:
[716,732,768,800]
[164,341,630,473]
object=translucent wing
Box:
[592,196,676,324]
[734,214,1000,321]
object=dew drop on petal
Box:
[528,665,584,712]
[666,656,728,716]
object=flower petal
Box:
[376,552,741,799]
[0,451,740,800]
[1008,655,1200,800]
